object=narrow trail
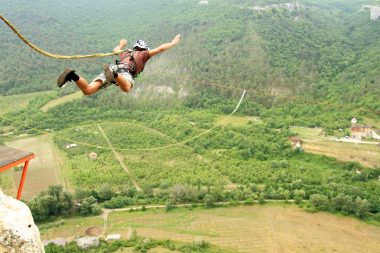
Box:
[97,124,142,192]
[101,209,112,237]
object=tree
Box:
[309,194,329,211]
[78,196,101,216]
[294,189,305,205]
[258,193,266,205]
[204,194,214,208]
[169,184,196,204]
[97,184,114,202]
[330,194,353,214]
[354,197,370,218]
[47,185,63,199]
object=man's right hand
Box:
[119,39,128,48]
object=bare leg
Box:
[75,77,103,95]
[115,75,133,93]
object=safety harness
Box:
[115,49,145,78]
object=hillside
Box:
[1,1,380,252]
[0,1,379,106]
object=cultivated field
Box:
[39,205,380,253]
[291,126,380,168]
[55,121,226,190]
[217,115,260,127]
[4,134,65,199]
[0,91,53,115]
[40,91,83,112]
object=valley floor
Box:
[40,204,380,253]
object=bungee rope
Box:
[0,90,246,151]
[0,14,125,59]
[2,12,379,112]
[0,14,249,151]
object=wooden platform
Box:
[0,145,35,199]
[0,146,33,169]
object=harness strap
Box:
[115,50,145,78]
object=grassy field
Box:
[0,91,53,115]
[39,216,104,240]
[217,115,260,127]
[362,116,380,129]
[4,134,65,199]
[291,126,380,168]
[290,126,324,140]
[40,91,83,112]
[39,205,380,253]
[302,141,380,168]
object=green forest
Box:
[1,1,380,251]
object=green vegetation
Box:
[0,91,54,115]
[17,110,380,222]
[1,0,380,243]
[26,185,101,222]
[45,237,228,253]
[41,91,83,112]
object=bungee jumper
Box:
[57,34,181,95]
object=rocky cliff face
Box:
[0,189,44,253]
[361,5,380,21]
[249,2,301,12]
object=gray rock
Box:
[76,237,99,249]
[0,189,44,253]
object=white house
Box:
[198,0,208,5]
[371,6,380,20]
[66,143,77,149]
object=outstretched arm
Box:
[148,34,180,57]
[113,39,128,54]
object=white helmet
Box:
[133,40,149,50]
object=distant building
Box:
[289,136,302,147]
[198,0,208,4]
[66,143,77,149]
[371,6,380,20]
[250,2,301,12]
[361,5,380,21]
[350,125,372,139]
[351,118,357,125]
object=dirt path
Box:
[101,208,112,236]
[97,124,142,192]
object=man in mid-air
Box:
[57,34,181,95]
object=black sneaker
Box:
[103,64,117,84]
[57,68,76,87]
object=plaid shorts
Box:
[91,66,135,89]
